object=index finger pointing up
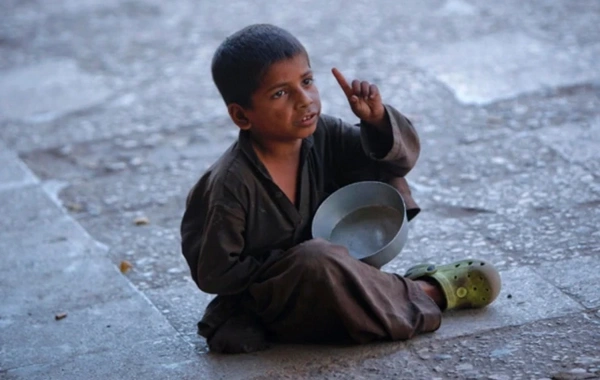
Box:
[332,68,353,98]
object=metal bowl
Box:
[311,181,409,268]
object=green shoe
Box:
[404,259,501,311]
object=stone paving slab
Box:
[1,247,133,321]
[252,349,436,380]
[0,215,100,251]
[0,149,38,191]
[0,0,485,153]
[225,343,423,380]
[261,313,600,379]
[461,203,600,265]
[368,0,516,54]
[410,131,567,189]
[0,59,113,122]
[0,213,105,263]
[0,185,66,233]
[481,84,600,133]
[486,0,600,47]
[56,170,194,215]
[74,213,189,291]
[0,0,189,80]
[430,162,599,217]
[411,266,584,343]
[0,150,196,377]
[20,125,239,182]
[534,256,600,309]
[383,212,514,274]
[539,119,600,179]
[4,337,215,380]
[412,32,600,104]
[22,0,125,16]
[144,280,212,341]
[408,311,600,380]
[0,295,179,371]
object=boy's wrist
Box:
[362,107,390,132]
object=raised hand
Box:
[332,67,387,129]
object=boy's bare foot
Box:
[416,279,447,310]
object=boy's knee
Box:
[301,238,349,254]
[286,238,349,273]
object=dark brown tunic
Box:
[181,105,441,347]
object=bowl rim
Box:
[311,181,408,261]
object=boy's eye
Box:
[272,90,286,99]
[303,78,314,86]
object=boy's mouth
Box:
[297,112,318,126]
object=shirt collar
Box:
[238,129,315,178]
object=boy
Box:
[181,24,501,354]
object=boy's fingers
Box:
[368,84,379,99]
[331,68,353,98]
[360,81,370,98]
[352,80,361,96]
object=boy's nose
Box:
[296,88,314,108]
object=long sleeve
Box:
[181,178,282,295]
[360,104,420,169]
[324,104,421,187]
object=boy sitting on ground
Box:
[181,24,501,354]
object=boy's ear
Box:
[227,103,252,130]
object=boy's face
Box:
[238,53,321,143]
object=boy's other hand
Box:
[332,68,387,130]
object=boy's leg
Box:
[197,294,270,354]
[247,238,442,344]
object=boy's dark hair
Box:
[211,24,308,108]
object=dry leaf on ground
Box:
[66,203,83,212]
[120,260,133,273]
[134,216,149,225]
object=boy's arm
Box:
[327,68,421,218]
[330,68,420,178]
[359,103,420,174]
[181,186,282,295]
[324,103,420,185]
